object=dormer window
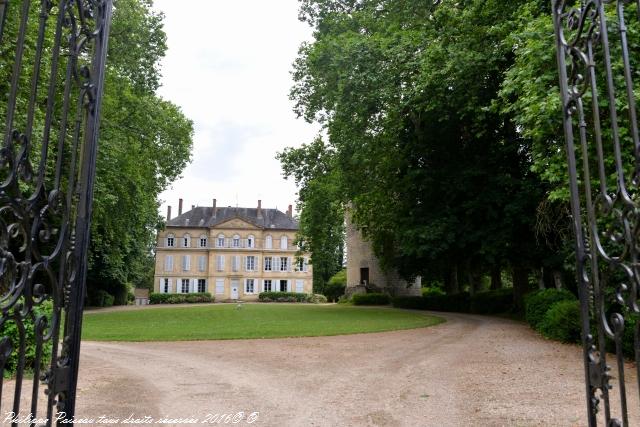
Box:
[280,235,288,250]
[265,235,272,249]
[217,234,225,247]
[247,235,255,248]
[233,235,240,248]
[166,234,175,247]
[183,234,191,248]
[199,234,207,248]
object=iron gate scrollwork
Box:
[0,0,111,424]
[553,0,640,425]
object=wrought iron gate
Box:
[0,0,111,424]
[553,0,640,425]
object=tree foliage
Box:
[0,0,194,301]
[284,0,574,304]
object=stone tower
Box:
[345,212,421,297]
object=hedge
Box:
[469,288,514,314]
[393,289,514,314]
[524,289,576,330]
[352,293,390,305]
[258,292,309,302]
[149,293,214,304]
[538,300,581,343]
[0,299,53,376]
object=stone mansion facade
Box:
[154,199,312,301]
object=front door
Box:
[231,280,239,299]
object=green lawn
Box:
[81,304,444,341]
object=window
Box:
[280,235,288,250]
[199,235,207,248]
[181,278,190,293]
[279,279,288,292]
[198,255,206,272]
[215,278,225,294]
[232,255,240,272]
[163,278,170,293]
[245,278,255,294]
[264,257,272,271]
[265,235,272,249]
[296,279,304,293]
[280,257,288,272]
[246,256,255,271]
[216,255,225,271]
[164,255,174,272]
[232,234,240,248]
[247,235,255,248]
[263,279,272,292]
[297,258,304,272]
[182,255,190,271]
[183,234,191,248]
[166,234,175,247]
[197,279,206,293]
[217,234,225,248]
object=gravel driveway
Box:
[66,311,639,426]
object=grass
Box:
[81,304,444,342]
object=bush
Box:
[469,288,514,314]
[538,300,582,343]
[392,296,428,310]
[258,292,309,302]
[111,282,130,306]
[308,294,328,304]
[422,287,445,297]
[423,292,471,312]
[352,293,390,305]
[0,299,53,376]
[88,289,115,307]
[324,270,346,302]
[525,289,576,329]
[149,293,213,304]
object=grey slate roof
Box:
[166,207,298,230]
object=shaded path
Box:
[73,312,638,426]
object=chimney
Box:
[178,198,183,216]
[212,198,217,218]
[167,205,172,221]
[257,200,263,218]
[287,204,292,218]
[192,204,195,210]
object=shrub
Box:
[423,292,471,312]
[324,270,346,302]
[149,293,213,304]
[88,289,115,307]
[538,300,581,343]
[258,292,308,302]
[308,294,328,304]
[111,282,130,306]
[352,293,390,305]
[525,289,576,329]
[469,288,514,314]
[422,287,445,297]
[393,296,427,310]
[0,299,53,376]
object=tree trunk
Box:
[552,270,563,290]
[447,264,460,294]
[490,266,502,290]
[512,266,531,311]
[537,267,545,290]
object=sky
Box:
[152,0,319,218]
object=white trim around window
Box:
[245,278,256,294]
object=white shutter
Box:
[286,280,291,292]
[296,280,303,293]
[288,257,292,272]
[168,278,173,293]
[199,256,206,272]
[176,278,181,293]
[255,256,259,272]
[243,256,247,272]
[190,279,196,293]
[216,278,224,294]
